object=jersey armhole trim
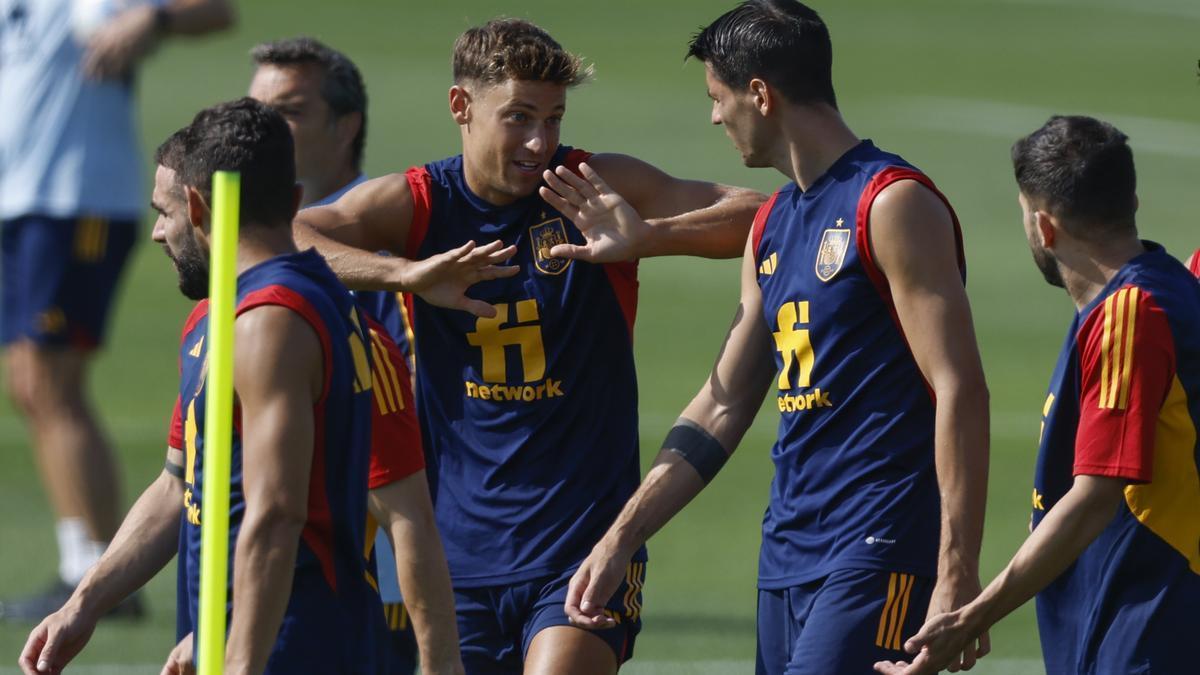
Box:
[405,166,433,259]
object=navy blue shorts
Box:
[756,569,933,675]
[1,215,137,350]
[454,561,646,674]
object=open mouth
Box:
[512,159,542,175]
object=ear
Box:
[1035,209,1057,249]
[449,85,472,126]
[335,111,362,154]
[185,186,213,248]
[748,78,772,116]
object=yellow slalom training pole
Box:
[198,171,240,675]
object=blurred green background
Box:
[1,0,1197,672]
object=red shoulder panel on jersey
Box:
[603,261,639,341]
[236,285,339,589]
[362,314,425,489]
[180,300,210,342]
[167,396,183,450]
[562,148,593,177]
[1187,248,1200,278]
[854,166,964,399]
[405,166,433,259]
[1073,285,1176,482]
[751,190,781,262]
[237,286,334,404]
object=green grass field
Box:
[1,0,1197,672]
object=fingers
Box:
[577,575,616,631]
[537,186,581,222]
[460,298,500,319]
[577,162,613,195]
[455,240,517,267]
[564,568,590,626]
[548,243,592,262]
[474,264,521,282]
[873,661,909,675]
[18,625,47,675]
[976,631,991,659]
[553,165,601,200]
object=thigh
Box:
[57,216,137,350]
[455,585,523,675]
[522,561,646,670]
[756,587,796,675]
[786,569,933,675]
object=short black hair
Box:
[1012,115,1137,240]
[687,0,836,108]
[251,37,368,170]
[153,128,190,197]
[174,97,297,228]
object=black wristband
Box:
[663,418,729,485]
[165,460,185,479]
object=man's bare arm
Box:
[294,175,518,317]
[869,180,990,670]
[564,234,776,629]
[20,450,186,674]
[223,307,323,675]
[368,473,463,675]
[875,476,1124,675]
[540,154,765,262]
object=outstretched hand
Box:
[160,633,196,675]
[19,604,98,675]
[538,162,650,263]
[874,608,989,675]
[404,240,519,318]
[564,541,632,631]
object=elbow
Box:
[248,500,308,539]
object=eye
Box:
[507,111,529,123]
[546,116,562,128]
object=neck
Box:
[1059,235,1145,310]
[462,157,518,207]
[769,104,860,190]
[235,223,301,275]
[302,164,360,207]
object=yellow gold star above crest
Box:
[835,218,844,227]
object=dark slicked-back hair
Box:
[452,18,591,88]
[688,0,836,108]
[251,36,368,170]
[1012,115,1137,240]
[176,97,297,228]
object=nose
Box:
[525,127,546,154]
[711,102,722,126]
[151,216,166,243]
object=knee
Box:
[6,347,84,419]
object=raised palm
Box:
[539,162,650,263]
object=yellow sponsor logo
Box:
[776,387,834,413]
[464,379,565,402]
[183,487,201,525]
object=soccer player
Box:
[294,18,765,674]
[552,3,990,674]
[0,0,233,622]
[18,98,433,675]
[874,116,1200,675]
[247,36,447,674]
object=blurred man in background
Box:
[0,0,233,621]
[248,36,448,674]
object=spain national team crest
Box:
[529,217,572,276]
[815,220,851,282]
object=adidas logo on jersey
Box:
[759,252,778,276]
